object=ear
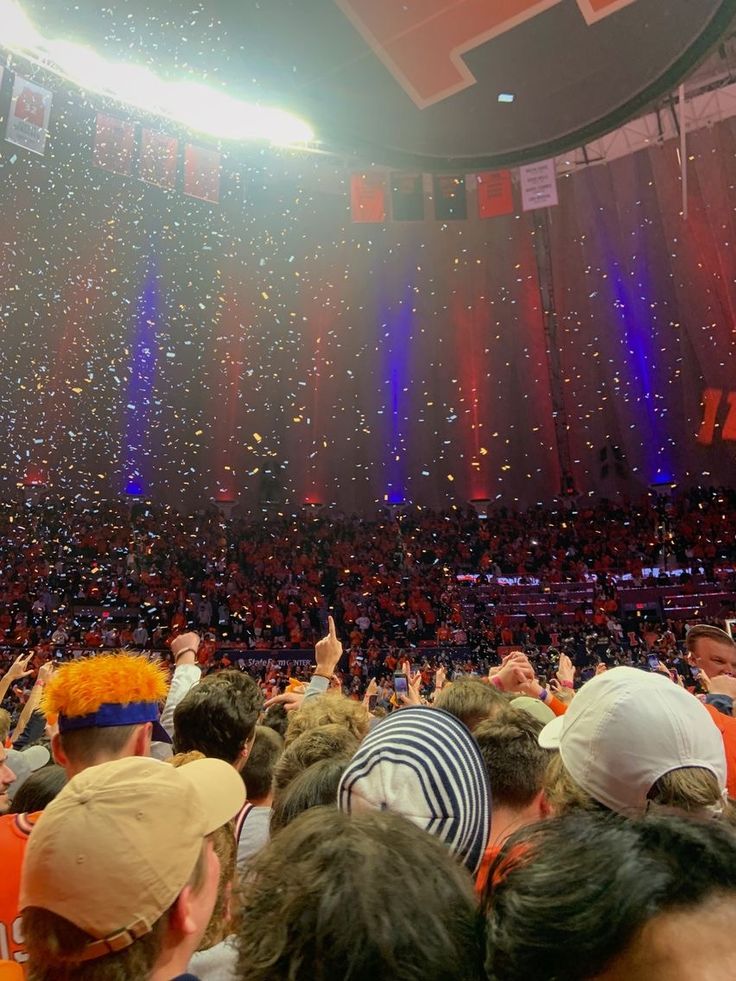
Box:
[131,722,153,758]
[239,730,257,766]
[168,884,199,938]
[51,731,67,768]
[533,789,553,820]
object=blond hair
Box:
[285,693,370,747]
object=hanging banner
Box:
[139,129,179,189]
[93,113,136,176]
[477,170,514,218]
[520,158,558,211]
[184,144,221,203]
[434,174,467,220]
[350,173,386,223]
[5,76,52,155]
[391,173,424,221]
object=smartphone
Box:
[393,672,408,697]
[690,665,700,680]
[647,654,659,671]
[368,694,377,711]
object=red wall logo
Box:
[336,0,638,107]
[696,388,736,445]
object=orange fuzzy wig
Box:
[42,653,169,719]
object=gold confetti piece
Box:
[253,433,262,443]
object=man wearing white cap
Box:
[540,666,729,819]
[20,755,245,981]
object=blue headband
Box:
[58,701,171,743]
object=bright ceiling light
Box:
[0,0,315,146]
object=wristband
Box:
[34,680,45,689]
[491,675,504,691]
[174,647,197,662]
[538,688,549,702]
[313,671,333,680]
[561,680,574,690]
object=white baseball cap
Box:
[538,667,727,817]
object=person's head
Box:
[270,758,349,834]
[539,667,727,818]
[273,724,359,795]
[10,763,67,813]
[21,755,245,981]
[169,751,238,951]
[483,812,736,981]
[434,678,508,730]
[174,670,264,770]
[42,653,170,778]
[474,712,552,842]
[0,742,17,813]
[0,706,11,744]
[284,692,370,747]
[238,807,484,981]
[339,707,491,874]
[686,624,736,678]
[241,725,283,804]
[261,702,289,740]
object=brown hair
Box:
[270,758,348,835]
[237,807,483,981]
[434,679,508,731]
[23,844,209,981]
[241,726,283,802]
[273,724,359,795]
[284,694,370,747]
[545,752,731,820]
[685,624,736,652]
[474,712,552,809]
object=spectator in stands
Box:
[273,724,359,797]
[237,808,484,981]
[0,652,171,967]
[540,667,729,819]
[9,764,66,814]
[475,711,553,850]
[21,755,245,981]
[173,670,263,771]
[0,742,16,814]
[270,758,349,834]
[284,693,370,747]
[237,725,283,865]
[686,623,736,679]
[434,677,508,730]
[339,707,490,874]
[482,813,736,981]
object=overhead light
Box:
[498,93,515,104]
[0,0,315,146]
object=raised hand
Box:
[315,616,343,678]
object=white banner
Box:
[520,158,558,212]
[6,75,52,155]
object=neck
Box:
[490,805,536,848]
[249,793,273,808]
[150,938,198,981]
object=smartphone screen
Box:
[368,694,377,710]
[393,673,408,696]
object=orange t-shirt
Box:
[0,812,41,968]
[704,702,736,799]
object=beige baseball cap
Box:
[20,755,245,961]
[538,666,726,817]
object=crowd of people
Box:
[0,487,735,707]
[0,614,734,979]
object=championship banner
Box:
[5,76,52,155]
[350,172,387,223]
[183,143,221,203]
[477,170,514,218]
[520,158,559,211]
[391,173,424,221]
[139,129,178,189]
[93,113,136,176]
[434,174,467,220]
